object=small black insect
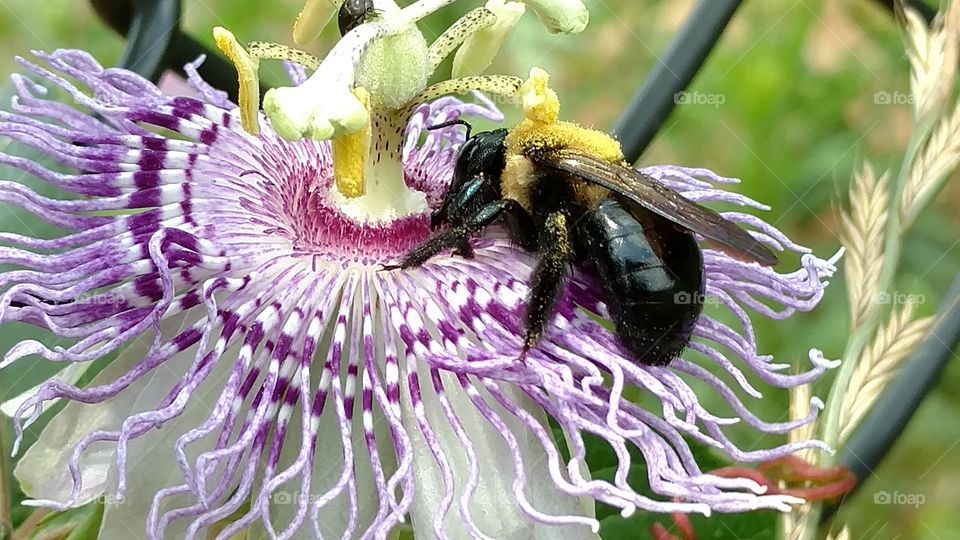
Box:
[387,117,778,366]
[338,0,379,36]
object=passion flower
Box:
[0,6,836,537]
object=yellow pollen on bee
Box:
[332,87,373,198]
[214,27,262,135]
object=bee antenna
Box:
[426,119,472,139]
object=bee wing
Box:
[532,149,779,266]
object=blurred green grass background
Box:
[0,0,958,538]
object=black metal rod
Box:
[116,0,180,81]
[90,0,262,102]
[611,0,744,163]
[91,0,181,82]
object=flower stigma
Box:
[216,0,592,221]
[520,66,560,123]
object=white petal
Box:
[269,308,398,539]
[15,312,194,506]
[1,362,91,418]
[97,336,239,539]
[402,368,598,539]
[268,387,398,539]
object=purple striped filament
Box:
[0,50,838,539]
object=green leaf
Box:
[599,510,662,539]
[9,483,32,530]
[688,511,778,540]
[600,510,778,540]
[27,501,102,540]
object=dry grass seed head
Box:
[783,504,815,540]
[782,382,817,540]
[902,100,960,228]
[903,1,960,119]
[789,383,818,464]
[841,162,888,329]
[839,302,934,442]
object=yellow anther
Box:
[214,27,261,135]
[518,66,560,125]
[332,87,372,198]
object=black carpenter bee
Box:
[387,111,778,366]
[338,0,380,36]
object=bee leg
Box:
[383,199,510,270]
[452,240,475,259]
[441,177,486,260]
[521,211,572,356]
[452,198,533,258]
[502,201,538,251]
[437,177,486,228]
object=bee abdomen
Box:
[578,198,704,366]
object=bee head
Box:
[426,121,508,228]
[426,121,507,183]
[338,0,379,36]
